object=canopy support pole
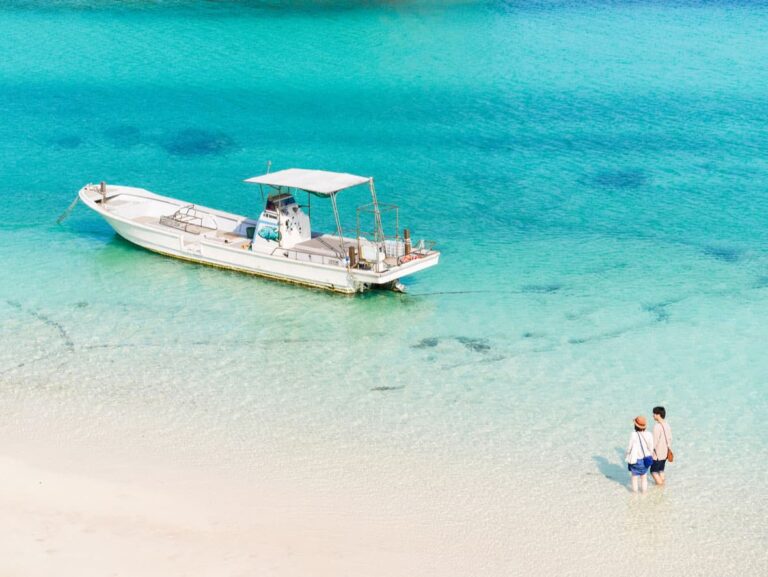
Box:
[258,161,272,202]
[330,193,347,264]
[368,179,384,243]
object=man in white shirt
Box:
[651,406,672,486]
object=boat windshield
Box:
[266,193,295,211]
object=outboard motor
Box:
[255,192,310,248]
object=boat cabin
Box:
[255,191,310,247]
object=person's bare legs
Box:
[652,471,664,485]
[640,474,648,493]
[631,475,639,493]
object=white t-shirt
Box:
[625,430,654,464]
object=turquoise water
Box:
[2,1,768,574]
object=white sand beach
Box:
[0,439,500,577]
[3,423,766,577]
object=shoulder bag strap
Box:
[637,432,647,457]
[661,422,671,450]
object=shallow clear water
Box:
[1,1,767,574]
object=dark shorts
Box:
[651,459,666,473]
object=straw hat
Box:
[634,416,647,430]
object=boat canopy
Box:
[245,168,371,195]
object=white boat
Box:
[78,168,439,294]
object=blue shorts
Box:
[651,459,666,473]
[628,461,649,476]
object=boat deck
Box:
[133,214,357,257]
[133,215,250,247]
[294,235,356,258]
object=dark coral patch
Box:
[53,135,82,149]
[642,302,670,322]
[413,337,439,349]
[456,336,491,352]
[703,245,741,263]
[754,276,768,289]
[162,128,236,156]
[103,125,142,147]
[521,283,562,294]
[592,169,648,189]
[522,331,546,339]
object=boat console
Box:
[255,192,310,247]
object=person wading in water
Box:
[625,416,654,493]
[651,406,673,486]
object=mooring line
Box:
[56,194,79,224]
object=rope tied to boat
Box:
[56,193,80,224]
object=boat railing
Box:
[354,202,437,263]
[382,237,406,258]
[395,239,437,265]
[412,239,436,253]
[159,205,218,234]
[356,202,399,244]
[358,235,435,258]
[265,241,433,271]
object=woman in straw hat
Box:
[625,416,654,493]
